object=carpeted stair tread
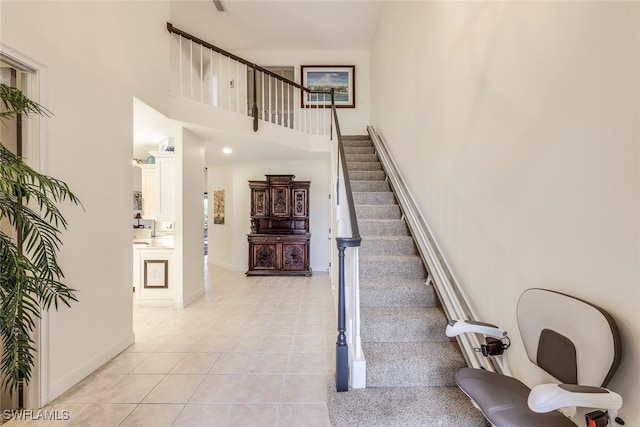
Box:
[342,135,370,141]
[344,146,375,155]
[349,170,386,181]
[359,278,438,308]
[355,204,401,219]
[359,219,409,236]
[360,236,418,256]
[360,255,426,280]
[347,161,383,171]
[361,306,448,342]
[351,180,391,192]
[345,153,379,163]
[363,341,466,387]
[327,377,485,427]
[353,192,396,205]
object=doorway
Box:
[0,50,45,411]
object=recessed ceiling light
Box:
[223,148,232,154]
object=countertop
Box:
[133,237,174,250]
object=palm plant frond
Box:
[0,84,51,120]
[0,83,80,395]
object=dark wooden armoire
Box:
[246,175,311,276]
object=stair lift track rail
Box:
[366,126,501,374]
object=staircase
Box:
[327,135,484,426]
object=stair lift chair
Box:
[446,288,623,427]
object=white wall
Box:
[1,1,170,401]
[370,1,639,424]
[175,128,205,307]
[208,159,331,273]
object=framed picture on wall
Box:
[301,65,355,108]
[144,260,168,288]
[213,189,225,225]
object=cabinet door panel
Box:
[292,189,307,218]
[252,189,269,217]
[251,243,278,270]
[271,186,290,218]
[282,243,307,271]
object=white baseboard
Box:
[208,258,246,272]
[174,286,205,309]
[49,332,135,401]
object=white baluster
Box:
[268,75,272,124]
[178,36,183,97]
[189,40,193,100]
[235,60,239,114]
[261,72,265,121]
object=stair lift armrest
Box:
[528,383,623,414]
[446,319,508,340]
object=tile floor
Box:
[5,265,337,426]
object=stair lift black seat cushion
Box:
[455,368,575,427]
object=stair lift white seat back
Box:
[517,288,621,387]
[454,288,622,427]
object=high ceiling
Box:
[135,1,384,165]
[169,0,383,51]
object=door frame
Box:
[1,43,50,409]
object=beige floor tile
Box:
[172,403,230,426]
[170,353,220,374]
[98,374,163,403]
[288,353,327,374]
[189,336,231,352]
[259,336,294,352]
[224,336,265,352]
[30,267,335,426]
[293,336,327,352]
[119,403,183,426]
[281,374,327,403]
[252,352,291,374]
[189,375,244,403]
[66,403,135,426]
[130,352,185,374]
[210,352,255,373]
[236,374,285,403]
[124,342,161,353]
[96,352,150,374]
[54,373,123,404]
[279,403,330,427]
[225,404,279,427]
[295,322,327,336]
[142,375,203,403]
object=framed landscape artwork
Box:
[301,65,355,108]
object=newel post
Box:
[336,243,349,392]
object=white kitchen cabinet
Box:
[134,247,173,303]
[139,164,156,219]
[153,152,175,221]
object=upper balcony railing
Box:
[167,23,332,135]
